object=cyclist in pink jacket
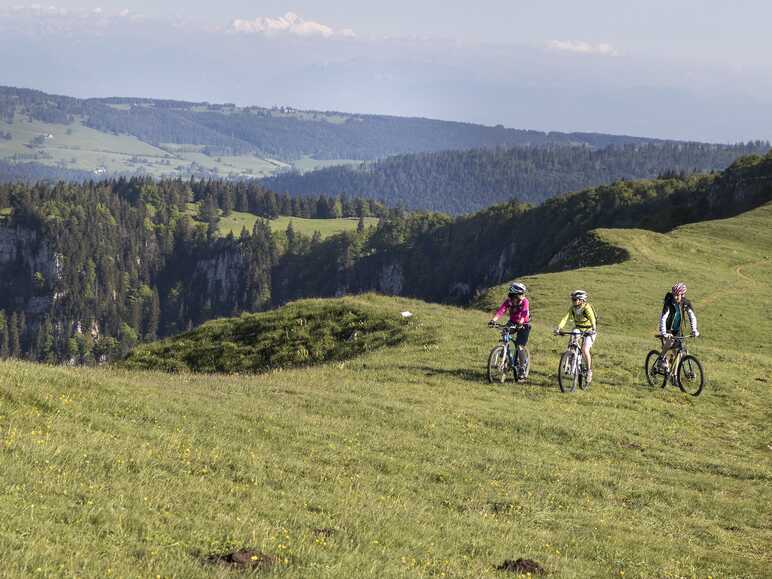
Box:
[488,282,531,376]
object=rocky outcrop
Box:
[0,226,61,281]
[377,262,403,295]
[0,224,61,314]
[193,249,248,305]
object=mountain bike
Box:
[487,323,530,383]
[555,330,594,393]
[645,335,704,396]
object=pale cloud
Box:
[230,12,355,39]
[0,4,146,32]
[547,39,619,56]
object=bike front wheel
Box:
[558,350,577,393]
[677,355,704,396]
[645,350,667,388]
[487,345,509,384]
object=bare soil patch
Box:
[497,558,547,575]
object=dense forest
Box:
[0,178,387,362]
[1,152,770,364]
[1,85,663,162]
[262,141,771,213]
[0,159,93,183]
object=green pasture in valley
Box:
[0,205,769,577]
[268,215,379,238]
[290,156,363,173]
[0,113,294,177]
[216,211,378,239]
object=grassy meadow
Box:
[0,112,355,177]
[0,205,770,577]
[216,211,378,239]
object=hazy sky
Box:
[5,0,768,63]
[1,1,770,141]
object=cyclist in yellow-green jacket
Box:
[554,290,598,383]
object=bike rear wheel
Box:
[677,355,704,396]
[487,345,509,383]
[645,350,667,388]
[558,350,577,393]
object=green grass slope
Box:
[0,207,770,577]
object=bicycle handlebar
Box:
[489,323,525,330]
[556,330,595,336]
[655,334,698,339]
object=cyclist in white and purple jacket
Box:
[658,281,699,371]
[488,281,531,369]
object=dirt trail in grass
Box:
[698,257,769,307]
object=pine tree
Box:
[145,289,160,341]
[36,317,55,363]
[9,312,20,359]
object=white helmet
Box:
[571,290,588,301]
[508,282,527,296]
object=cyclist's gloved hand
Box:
[691,330,700,338]
[553,327,560,335]
[488,320,496,327]
[663,332,673,339]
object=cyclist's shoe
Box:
[586,369,593,384]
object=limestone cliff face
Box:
[0,224,61,314]
[376,262,403,295]
[189,245,271,315]
[193,250,248,306]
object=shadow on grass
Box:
[405,365,558,392]
[404,365,487,383]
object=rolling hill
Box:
[1,201,768,577]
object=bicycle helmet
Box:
[672,282,687,297]
[508,282,527,297]
[570,290,588,301]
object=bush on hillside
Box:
[122,299,415,373]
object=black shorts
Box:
[512,324,531,347]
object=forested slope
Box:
[272,152,772,303]
[262,142,770,213]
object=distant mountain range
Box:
[0,84,667,182]
[2,85,768,214]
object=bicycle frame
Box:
[495,324,516,364]
[658,335,689,381]
[559,330,591,367]
[489,323,527,378]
